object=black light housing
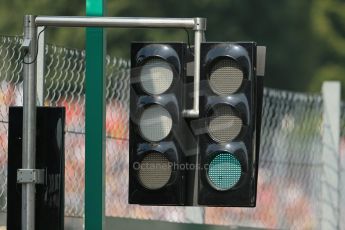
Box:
[197,42,260,207]
[128,42,187,205]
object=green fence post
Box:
[85,0,106,229]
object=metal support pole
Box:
[36,26,45,106]
[321,81,340,230]
[22,15,37,230]
[85,1,106,229]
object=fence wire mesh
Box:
[0,35,343,229]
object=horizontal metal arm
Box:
[35,16,206,118]
[35,16,206,30]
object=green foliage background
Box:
[1,0,345,96]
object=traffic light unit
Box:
[128,43,187,205]
[197,42,259,207]
[129,41,264,207]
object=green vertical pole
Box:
[85,0,106,229]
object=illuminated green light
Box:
[208,152,242,190]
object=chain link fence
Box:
[0,35,344,229]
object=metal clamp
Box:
[21,38,32,57]
[17,169,45,184]
[22,39,31,50]
[193,18,207,31]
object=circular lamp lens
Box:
[208,105,243,143]
[140,58,174,95]
[139,105,172,142]
[209,59,243,95]
[208,152,242,190]
[138,152,172,190]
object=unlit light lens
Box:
[209,59,243,95]
[208,105,242,143]
[138,152,172,190]
[139,105,172,142]
[140,58,174,95]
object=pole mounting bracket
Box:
[17,169,46,184]
[21,38,32,57]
